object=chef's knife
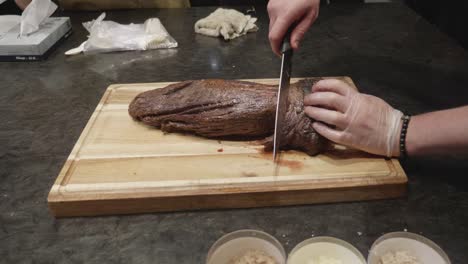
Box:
[273,26,295,162]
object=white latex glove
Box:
[304,79,403,157]
[268,0,320,56]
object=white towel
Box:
[194,8,258,40]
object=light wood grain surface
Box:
[48,77,407,217]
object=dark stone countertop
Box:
[1,3,468,263]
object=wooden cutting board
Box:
[48,77,407,217]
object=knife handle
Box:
[281,22,298,54]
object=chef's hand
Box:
[304,79,403,157]
[268,0,320,56]
[15,0,32,10]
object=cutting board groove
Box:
[48,77,407,217]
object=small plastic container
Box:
[287,236,366,264]
[368,232,451,264]
[206,230,286,264]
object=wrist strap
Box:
[400,115,411,159]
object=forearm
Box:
[406,106,468,157]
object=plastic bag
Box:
[66,13,177,55]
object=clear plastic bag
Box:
[66,13,177,55]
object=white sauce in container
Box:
[287,237,366,264]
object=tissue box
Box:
[0,17,72,62]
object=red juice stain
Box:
[278,159,303,172]
[217,148,224,152]
[256,151,304,172]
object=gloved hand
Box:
[304,79,403,157]
[268,0,320,56]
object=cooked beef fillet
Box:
[128,78,327,156]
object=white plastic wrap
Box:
[66,13,177,55]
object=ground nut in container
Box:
[368,232,451,264]
[207,230,286,264]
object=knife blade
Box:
[273,26,294,162]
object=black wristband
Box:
[399,115,411,159]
